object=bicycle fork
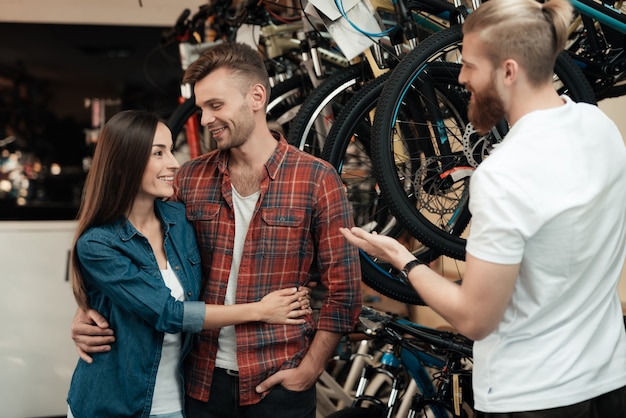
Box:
[352,344,405,418]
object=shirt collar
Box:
[114,199,175,241]
[264,132,288,180]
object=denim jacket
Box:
[67,200,205,418]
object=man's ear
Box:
[502,58,519,86]
[250,84,267,111]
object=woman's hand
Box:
[257,287,312,324]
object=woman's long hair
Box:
[71,110,160,309]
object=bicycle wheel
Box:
[372,24,597,260]
[322,73,437,305]
[287,63,372,157]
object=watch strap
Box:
[401,259,422,282]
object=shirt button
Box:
[175,265,180,270]
[187,291,192,297]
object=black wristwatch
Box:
[399,259,422,285]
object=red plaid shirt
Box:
[173,135,361,405]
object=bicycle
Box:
[307,0,475,305]
[327,306,474,418]
[286,0,470,157]
[320,72,439,305]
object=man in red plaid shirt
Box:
[175,41,361,417]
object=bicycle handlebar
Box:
[162,0,289,46]
[359,306,473,357]
[395,317,473,357]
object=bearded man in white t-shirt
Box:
[340,0,626,416]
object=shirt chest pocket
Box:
[261,208,307,258]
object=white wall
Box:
[0,221,78,417]
[598,97,626,137]
[0,0,207,26]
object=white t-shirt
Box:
[151,263,185,415]
[215,186,260,371]
[466,96,626,412]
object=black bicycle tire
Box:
[372,24,597,260]
[287,63,371,156]
[322,73,436,305]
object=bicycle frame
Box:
[350,340,451,418]
[567,0,626,99]
[571,0,626,33]
[317,339,379,416]
[259,18,353,84]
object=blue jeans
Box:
[186,368,316,418]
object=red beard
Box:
[467,81,506,135]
